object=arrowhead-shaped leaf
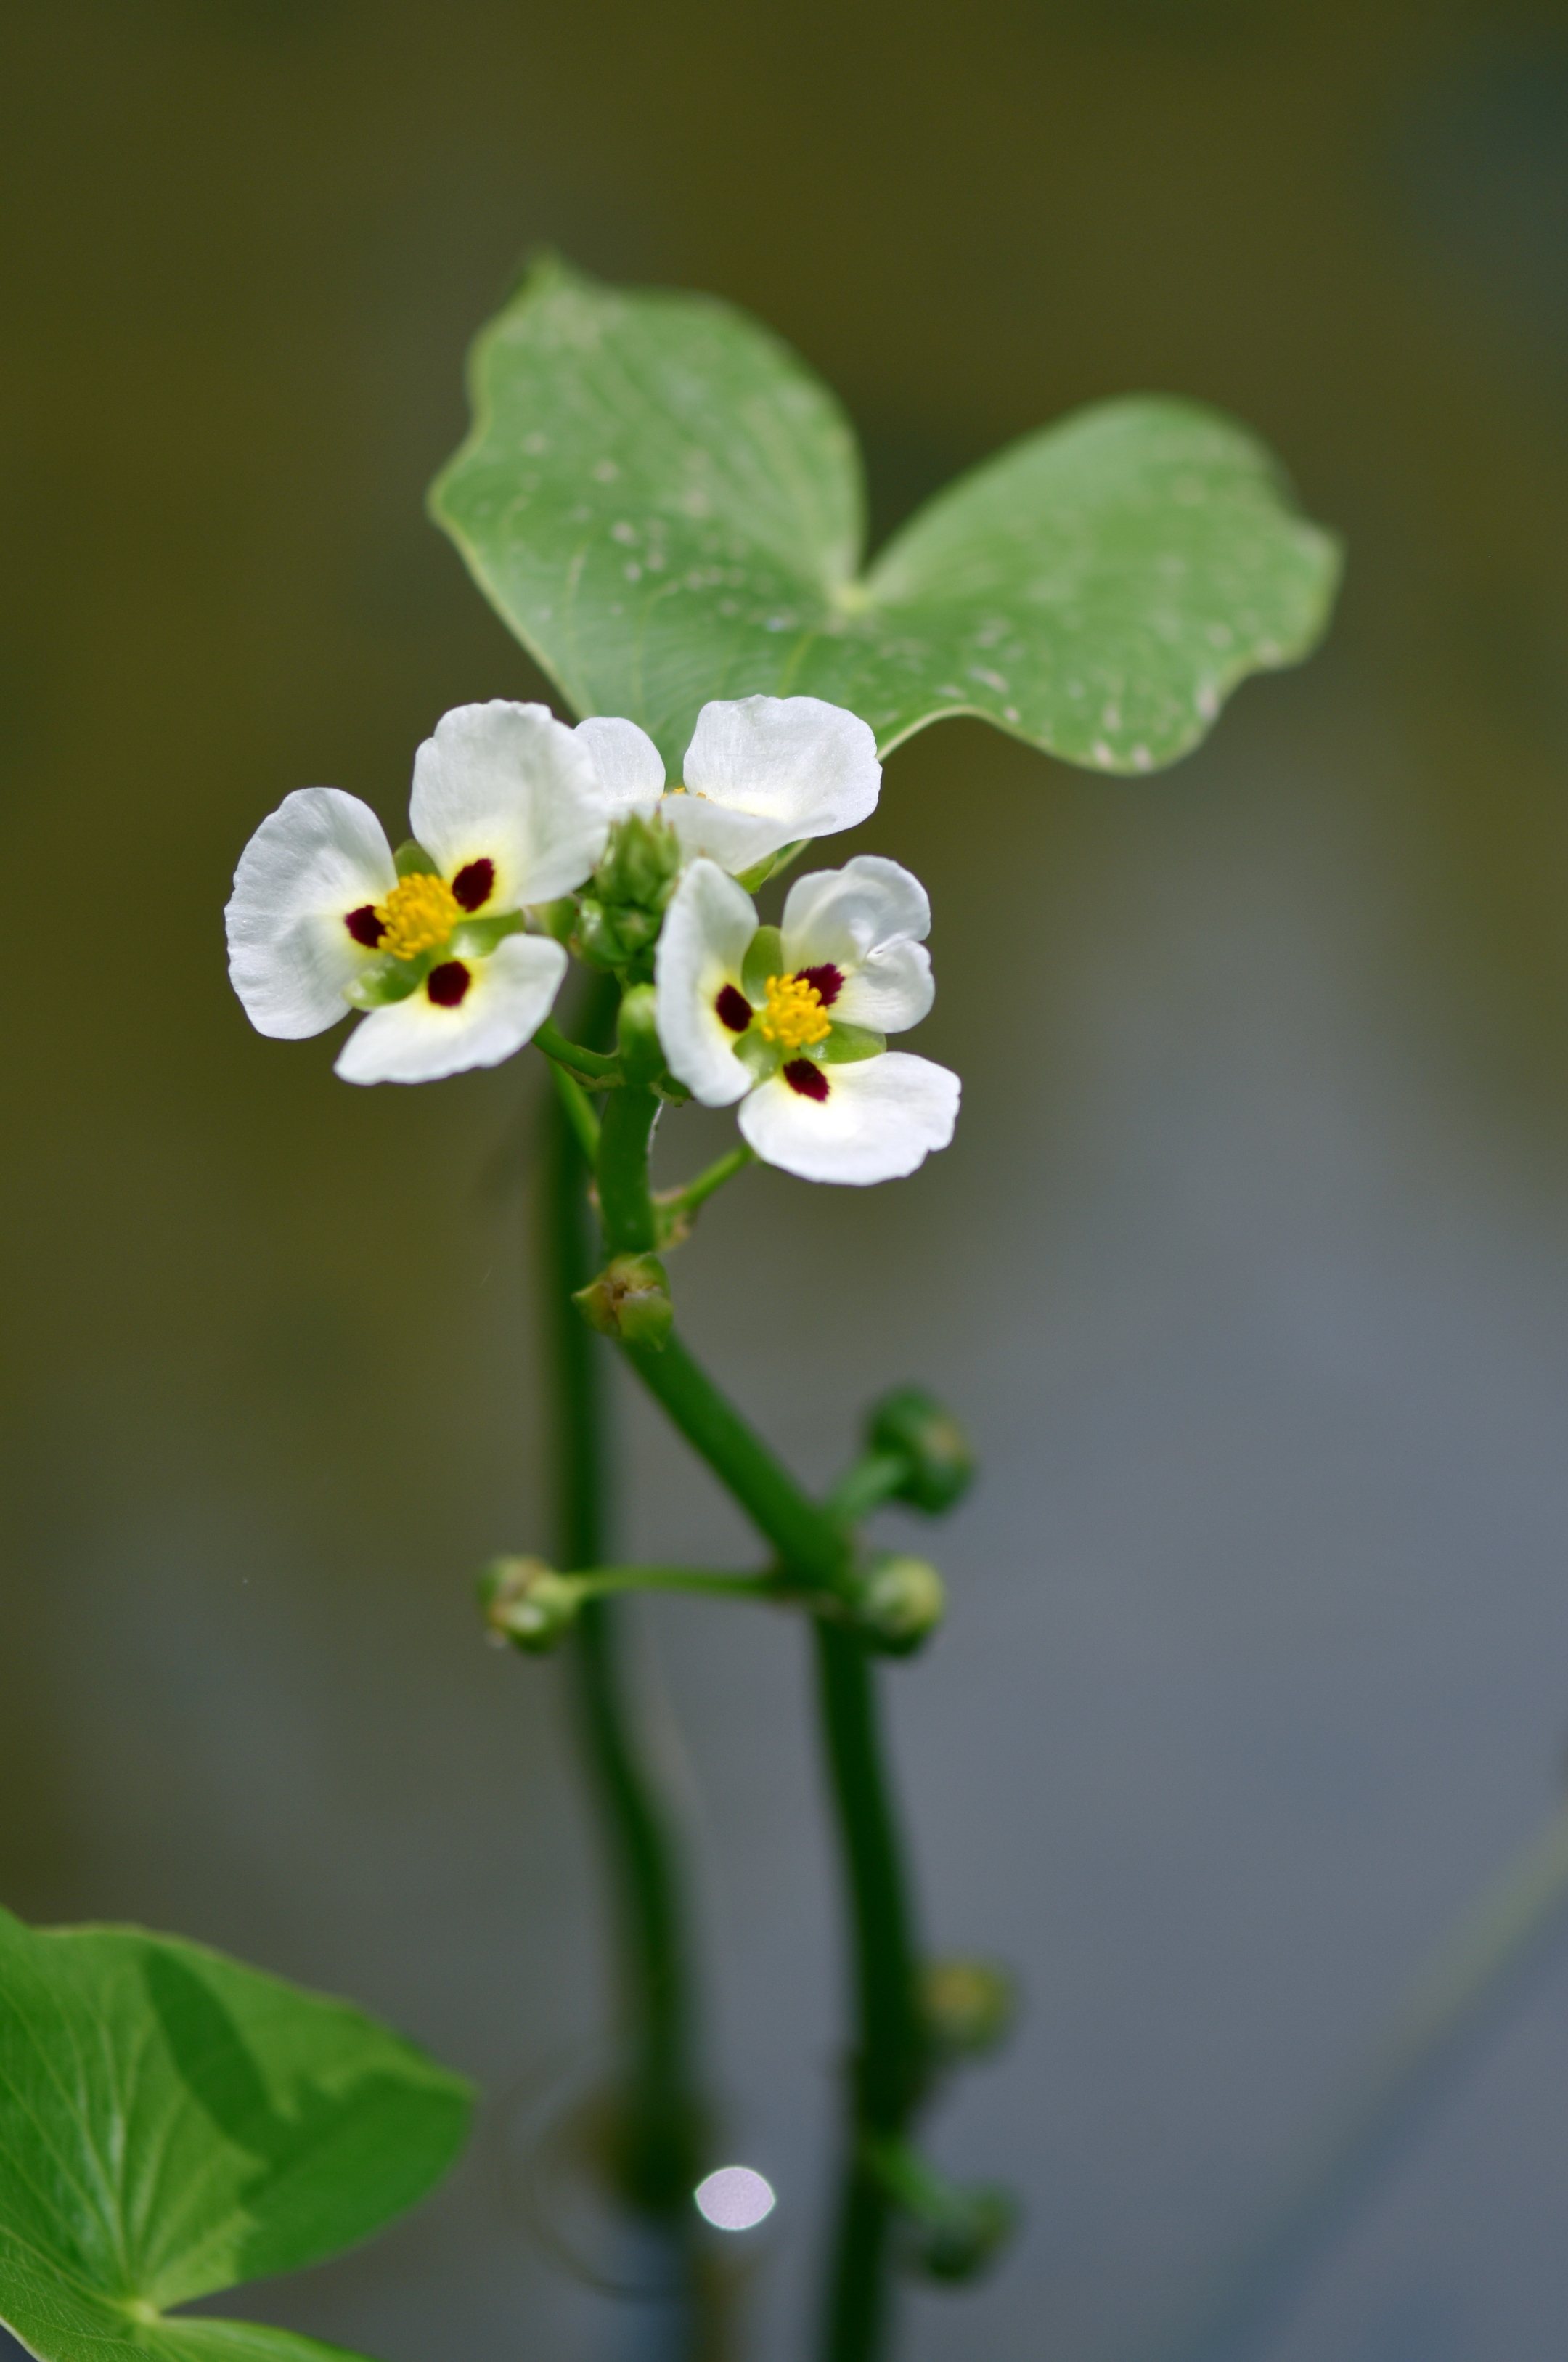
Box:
[0,1908,473,2362]
[431,257,1341,774]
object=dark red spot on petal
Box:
[345,905,385,948]
[452,857,496,912]
[783,1057,829,1101]
[796,963,844,1006]
[426,961,472,1008]
[715,982,752,1033]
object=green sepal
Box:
[393,839,441,879]
[450,909,525,958]
[532,896,579,945]
[733,840,808,894]
[731,1029,780,1086]
[740,926,783,1003]
[822,1021,886,1064]
[572,897,630,970]
[342,955,427,1010]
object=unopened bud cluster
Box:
[574,811,683,973]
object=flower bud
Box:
[907,2185,1016,2283]
[595,810,682,911]
[865,1388,976,1515]
[920,1958,1016,2062]
[478,1556,583,1653]
[845,1554,945,1654]
[573,1253,674,1349]
[573,895,635,971]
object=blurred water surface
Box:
[7,3,1568,2358]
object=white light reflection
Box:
[693,2164,776,2231]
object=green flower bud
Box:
[478,1556,583,1653]
[573,1253,674,1349]
[573,895,634,970]
[846,1554,945,1654]
[596,810,682,911]
[866,1388,976,1515]
[920,1958,1017,2062]
[907,2185,1016,2284]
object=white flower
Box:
[226,701,609,1084]
[576,694,881,879]
[654,854,960,1185]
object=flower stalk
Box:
[542,1056,708,2252]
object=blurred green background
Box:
[9,2,1568,2357]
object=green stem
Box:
[826,1451,910,1528]
[569,1563,785,1606]
[535,1014,622,1080]
[597,1075,661,1257]
[542,1067,703,2226]
[658,1144,756,1227]
[621,1334,848,1592]
[550,1064,601,1165]
[814,1623,926,2362]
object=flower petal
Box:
[410,701,609,908]
[334,934,568,1086]
[575,716,665,814]
[780,855,935,1033]
[653,858,759,1107]
[739,1051,959,1184]
[681,696,881,855]
[226,787,396,1039]
[661,793,792,876]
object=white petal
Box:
[334,934,568,1086]
[661,793,793,876]
[410,701,609,908]
[226,788,395,1039]
[738,1052,959,1184]
[653,858,758,1107]
[780,855,935,1033]
[575,716,666,814]
[682,696,881,850]
[831,940,934,1032]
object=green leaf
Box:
[432,256,1342,774]
[0,1906,473,2362]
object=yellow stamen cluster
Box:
[374,871,460,961]
[758,971,830,1052]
